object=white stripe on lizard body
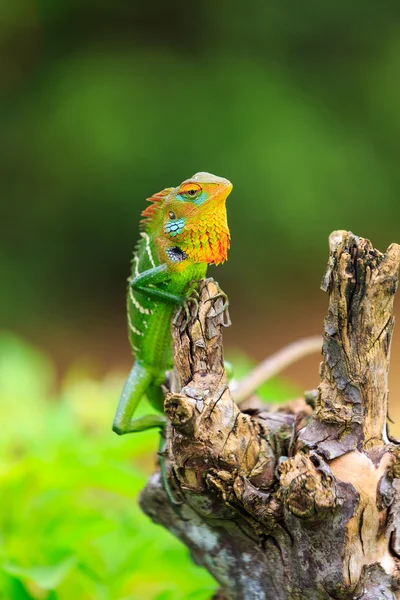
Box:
[128,314,144,337]
[129,286,152,315]
[140,232,156,268]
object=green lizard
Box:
[113,172,232,436]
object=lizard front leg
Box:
[130,264,185,306]
[115,265,185,433]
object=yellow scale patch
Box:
[179,206,230,265]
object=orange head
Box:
[141,172,232,265]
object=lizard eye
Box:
[168,211,176,220]
[179,182,202,200]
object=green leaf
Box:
[2,557,76,590]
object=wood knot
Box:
[164,393,195,430]
[279,454,337,518]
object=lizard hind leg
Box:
[146,381,166,413]
[113,362,156,435]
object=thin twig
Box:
[231,336,322,404]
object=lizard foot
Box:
[173,279,202,331]
[205,280,231,327]
[173,296,199,331]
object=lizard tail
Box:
[113,362,154,435]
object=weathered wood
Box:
[315,231,400,450]
[140,232,400,600]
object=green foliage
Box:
[0,333,216,599]
[1,1,400,327]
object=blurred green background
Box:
[2,0,400,597]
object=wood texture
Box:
[140,233,400,600]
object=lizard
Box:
[113,172,232,436]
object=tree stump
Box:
[140,231,400,600]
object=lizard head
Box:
[162,172,232,265]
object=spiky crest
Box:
[139,187,173,231]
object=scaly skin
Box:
[113,172,232,435]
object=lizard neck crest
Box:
[140,187,173,231]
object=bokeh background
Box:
[2,0,400,597]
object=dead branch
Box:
[140,231,400,600]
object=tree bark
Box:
[140,231,400,600]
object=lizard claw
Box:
[207,291,229,314]
[173,295,199,331]
[205,281,231,327]
[173,279,203,331]
[173,278,230,330]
